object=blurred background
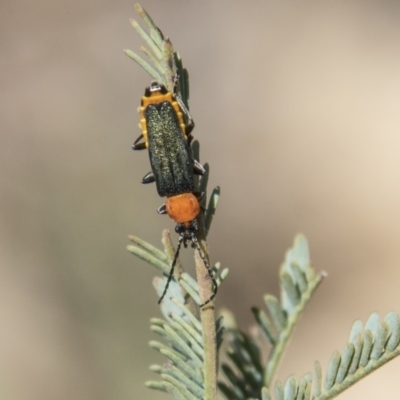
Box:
[1,1,400,399]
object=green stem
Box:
[195,247,217,400]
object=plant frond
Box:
[218,315,265,399]
[146,295,226,399]
[219,235,324,399]
[125,4,190,106]
[314,311,400,400]
[264,235,325,386]
[127,237,170,274]
[245,311,400,400]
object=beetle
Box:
[133,82,217,307]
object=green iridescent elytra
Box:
[144,99,195,197]
[133,82,197,197]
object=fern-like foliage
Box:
[128,198,226,399]
[145,290,225,399]
[313,311,400,399]
[253,311,400,400]
[219,235,400,400]
[129,228,226,399]
[124,3,191,116]
[219,235,324,399]
[128,174,225,399]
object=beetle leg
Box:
[194,192,205,201]
[132,134,146,151]
[193,159,206,175]
[157,204,167,214]
[141,171,155,184]
[132,142,146,150]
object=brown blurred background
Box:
[1,1,400,399]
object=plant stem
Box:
[195,243,217,400]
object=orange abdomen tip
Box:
[165,193,200,223]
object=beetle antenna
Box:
[158,236,184,304]
[191,235,217,307]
